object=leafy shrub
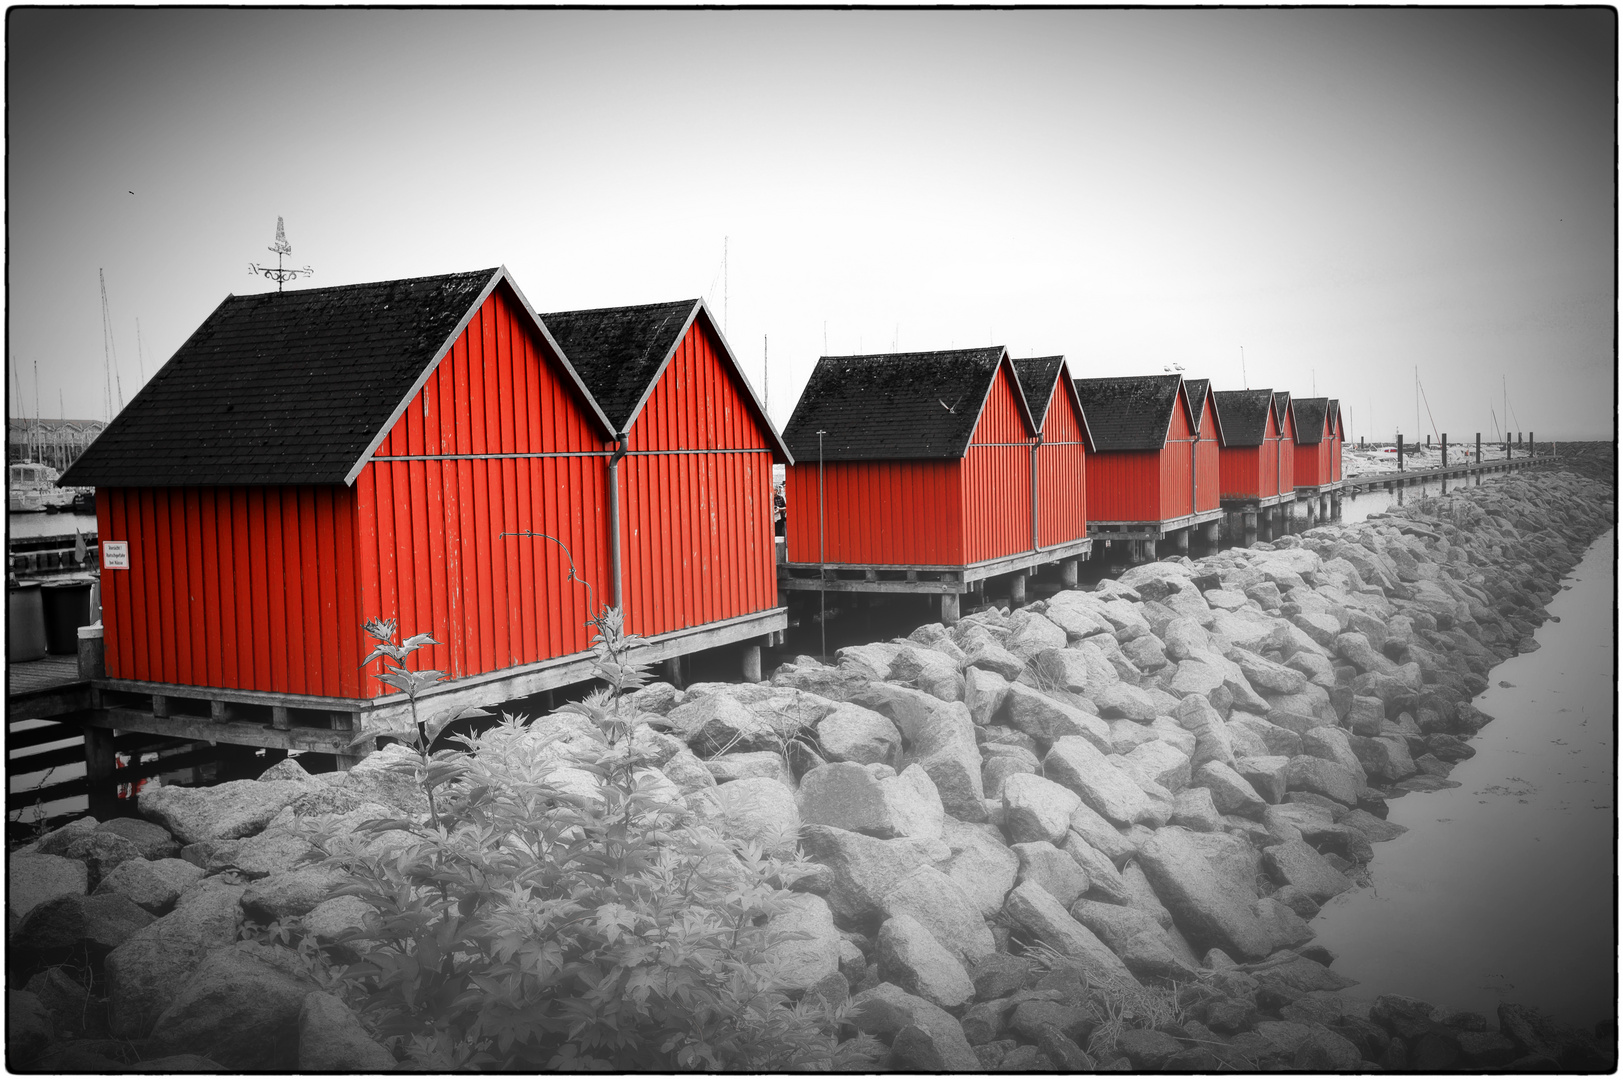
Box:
[308,609,876,1070]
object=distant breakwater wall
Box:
[5,467,1615,1071]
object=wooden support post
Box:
[1243,510,1257,533]
[151,694,170,719]
[209,699,228,723]
[663,656,683,688]
[1476,432,1481,465]
[1060,559,1079,589]
[1173,529,1190,555]
[741,641,763,683]
[1397,433,1404,471]
[271,706,291,731]
[1203,521,1221,543]
[1441,433,1447,468]
[1010,572,1028,607]
[1529,430,1534,457]
[331,711,367,769]
[85,727,118,821]
[939,592,961,626]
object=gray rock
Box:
[1067,801,1137,864]
[877,913,974,1008]
[669,693,784,756]
[962,666,1012,726]
[709,775,801,853]
[241,866,349,922]
[1136,826,1274,960]
[1171,785,1222,831]
[1117,1026,1186,1069]
[1122,740,1192,793]
[297,991,396,1071]
[1347,733,1418,783]
[815,703,902,766]
[1042,736,1153,826]
[1004,880,1137,988]
[9,853,88,921]
[1062,832,1133,905]
[7,990,55,1064]
[1345,694,1387,736]
[963,638,1026,681]
[1234,754,1291,804]
[92,857,204,915]
[1003,772,1082,844]
[1228,714,1303,757]
[1175,694,1236,769]
[204,830,317,878]
[851,685,985,820]
[140,779,315,845]
[104,878,245,1037]
[24,966,93,1036]
[1194,759,1268,817]
[1286,755,1362,806]
[798,825,937,923]
[1252,896,1316,951]
[879,866,997,965]
[889,646,965,702]
[1012,841,1090,907]
[1069,899,1196,979]
[148,948,315,1069]
[96,817,182,861]
[33,827,145,889]
[14,893,154,955]
[1091,682,1159,722]
[1234,650,1309,695]
[765,893,841,992]
[703,750,790,785]
[849,983,980,1071]
[1264,840,1354,902]
[981,745,1039,799]
[1302,726,1367,778]
[302,895,378,960]
[1002,682,1112,751]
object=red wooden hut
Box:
[1011,355,1096,565]
[62,268,624,754]
[1290,396,1344,490]
[779,347,1092,622]
[1272,391,1297,494]
[539,298,791,676]
[1213,387,1294,511]
[1072,374,1224,558]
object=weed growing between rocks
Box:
[304,608,880,1070]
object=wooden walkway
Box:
[8,654,83,699]
[1341,453,1544,493]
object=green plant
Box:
[310,608,877,1070]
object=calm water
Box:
[1337,470,1506,526]
[1314,528,1615,1030]
[8,510,97,540]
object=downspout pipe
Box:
[1030,433,1042,553]
[608,432,628,613]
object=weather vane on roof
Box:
[248,217,314,292]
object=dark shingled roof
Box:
[1326,398,1344,439]
[782,347,1024,461]
[1071,375,1182,451]
[1212,389,1275,446]
[1272,391,1292,435]
[540,299,697,433]
[1292,396,1330,445]
[1012,356,1066,428]
[62,269,518,488]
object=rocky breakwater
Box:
[6,468,1612,1071]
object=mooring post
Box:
[1529,430,1535,458]
[1441,433,1447,468]
[1060,559,1078,589]
[1397,433,1404,471]
[939,592,961,626]
[1476,432,1481,466]
[741,641,763,683]
[85,728,118,821]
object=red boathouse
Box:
[540,298,791,678]
[1072,374,1224,559]
[1291,396,1344,490]
[779,348,1092,623]
[1272,391,1297,495]
[1212,387,1296,512]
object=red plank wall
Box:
[1086,450,1162,523]
[785,459,963,566]
[1036,387,1088,549]
[97,485,362,698]
[1195,395,1221,512]
[1160,396,1195,520]
[619,317,776,637]
[1277,407,1296,491]
[962,364,1035,564]
[1219,445,1263,501]
[356,285,611,689]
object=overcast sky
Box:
[9,8,1615,441]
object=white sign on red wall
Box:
[102,541,130,570]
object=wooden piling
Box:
[1397,433,1404,472]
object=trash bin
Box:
[9,581,47,662]
[41,579,94,655]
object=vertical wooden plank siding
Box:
[1084,449,1161,522]
[962,364,1034,563]
[95,484,362,698]
[1161,399,1194,520]
[785,459,964,566]
[620,318,776,638]
[1036,387,1088,548]
[1195,397,1221,512]
[1219,445,1263,501]
[357,286,610,693]
[1276,407,1296,492]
